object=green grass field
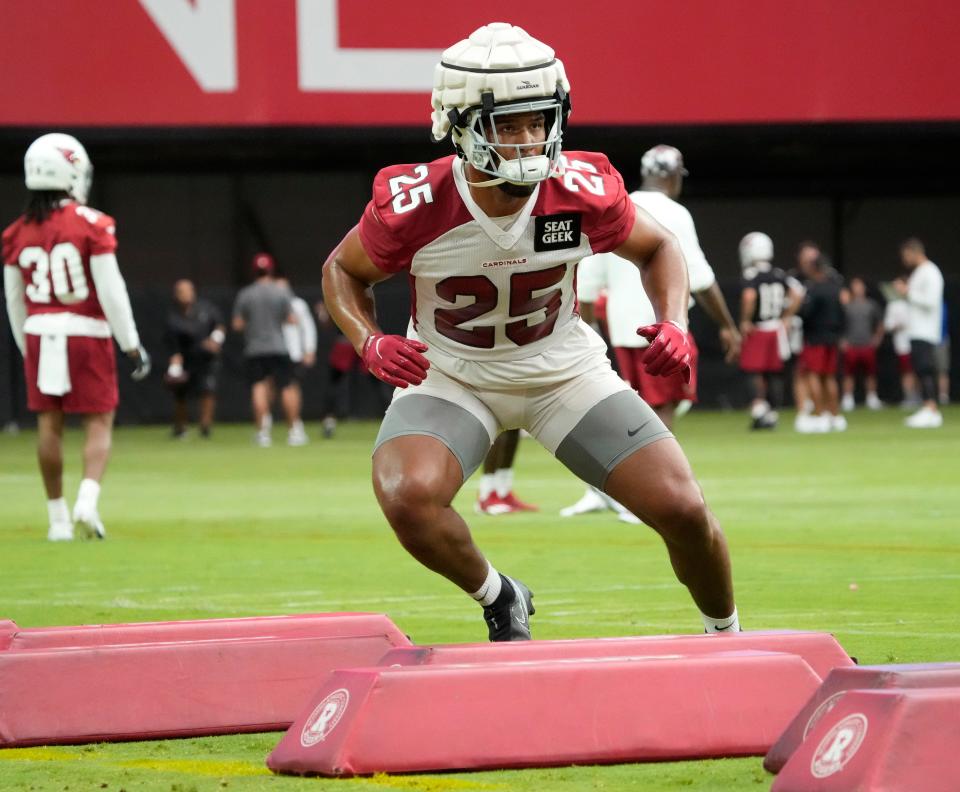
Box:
[1,407,958,791]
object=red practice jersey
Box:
[2,202,118,321]
[358,152,635,362]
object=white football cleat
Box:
[560,487,609,517]
[287,424,309,446]
[841,394,855,412]
[72,504,105,540]
[905,407,943,429]
[255,430,272,447]
[47,521,74,542]
[831,414,848,432]
[866,392,883,410]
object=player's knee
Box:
[373,467,446,531]
[653,478,715,548]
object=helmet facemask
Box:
[453,95,566,188]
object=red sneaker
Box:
[500,491,539,512]
[475,493,513,515]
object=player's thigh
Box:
[64,337,118,414]
[374,370,498,490]
[528,363,673,490]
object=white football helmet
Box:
[431,23,571,186]
[24,133,93,205]
[739,232,774,271]
[641,145,688,178]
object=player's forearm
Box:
[694,282,737,333]
[639,236,690,329]
[321,256,380,354]
[4,267,26,356]
[90,253,140,351]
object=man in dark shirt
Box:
[840,277,883,411]
[797,254,845,432]
[164,279,225,438]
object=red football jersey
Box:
[357,152,635,361]
[2,201,118,320]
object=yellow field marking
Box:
[361,774,501,791]
[117,758,271,777]
[0,747,84,762]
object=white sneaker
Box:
[560,488,609,517]
[47,521,74,542]
[831,414,848,432]
[866,393,883,410]
[905,407,943,429]
[256,430,272,447]
[287,426,309,446]
[72,503,105,539]
[841,394,855,412]
[795,413,831,434]
[616,509,643,525]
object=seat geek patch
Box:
[534,213,581,252]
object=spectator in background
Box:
[796,253,845,432]
[882,277,919,407]
[840,277,883,411]
[563,145,740,521]
[788,241,821,416]
[314,299,364,438]
[231,253,297,447]
[936,300,950,405]
[738,232,803,430]
[164,279,225,438]
[275,276,316,446]
[897,238,944,428]
[3,133,150,541]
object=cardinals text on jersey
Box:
[358,152,635,363]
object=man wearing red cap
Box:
[231,253,300,446]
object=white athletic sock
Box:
[478,474,496,500]
[76,479,101,511]
[493,468,514,498]
[702,607,740,633]
[470,563,503,607]
[47,497,70,525]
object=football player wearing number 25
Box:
[3,133,150,542]
[322,23,740,640]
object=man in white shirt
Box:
[896,238,944,428]
[564,145,740,520]
[277,276,317,446]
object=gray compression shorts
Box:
[374,388,672,489]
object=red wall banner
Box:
[2,0,958,127]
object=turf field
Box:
[1,407,958,791]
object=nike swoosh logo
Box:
[714,623,736,632]
[627,426,642,437]
[515,590,528,626]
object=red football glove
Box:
[362,333,430,389]
[637,321,692,383]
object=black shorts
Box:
[171,360,220,397]
[246,354,294,388]
[910,340,937,378]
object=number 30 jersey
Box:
[2,201,117,321]
[359,152,636,364]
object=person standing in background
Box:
[3,133,150,541]
[795,253,845,432]
[840,277,884,411]
[738,232,803,430]
[897,238,944,428]
[276,276,316,446]
[935,299,950,406]
[882,277,918,407]
[231,253,297,447]
[164,278,225,438]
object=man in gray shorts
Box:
[321,23,740,641]
[231,253,297,447]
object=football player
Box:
[738,232,804,429]
[563,144,741,520]
[3,133,150,541]
[322,24,740,639]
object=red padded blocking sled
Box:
[771,687,960,792]
[378,630,852,681]
[268,649,822,777]
[0,621,15,651]
[764,661,960,773]
[0,614,411,747]
[1,613,408,652]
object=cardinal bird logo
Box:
[57,147,78,164]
